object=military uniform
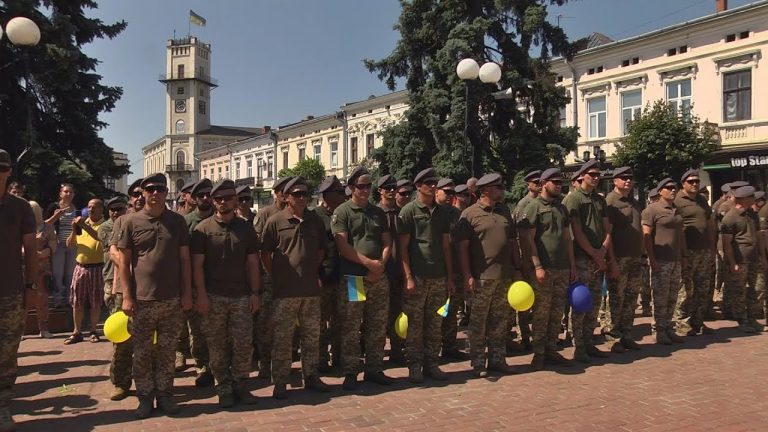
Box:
[674,171,715,335]
[439,182,465,357]
[315,203,341,367]
[756,203,768,320]
[721,187,761,332]
[641,182,684,343]
[604,178,644,347]
[379,197,405,360]
[261,177,327,394]
[397,168,452,381]
[459,180,518,374]
[332,174,392,383]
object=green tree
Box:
[612,100,719,192]
[0,0,127,206]
[277,158,327,191]
[365,0,578,188]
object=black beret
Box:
[106,196,127,208]
[191,178,213,195]
[283,176,308,194]
[211,179,236,197]
[377,174,397,189]
[437,178,455,190]
[128,177,144,194]
[455,184,469,194]
[476,173,503,188]
[273,176,294,192]
[413,168,437,184]
[236,185,251,197]
[570,171,582,182]
[612,166,633,178]
[347,166,370,186]
[181,180,196,193]
[680,169,699,184]
[648,188,660,199]
[540,168,563,182]
[577,159,601,177]
[523,170,542,182]
[317,175,344,194]
[755,191,765,201]
[732,185,755,198]
[176,193,185,202]
[721,183,732,193]
[730,181,749,189]
[140,173,167,188]
[655,177,676,190]
[396,179,413,191]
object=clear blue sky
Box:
[82,0,755,181]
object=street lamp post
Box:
[1,17,42,166]
[457,58,501,177]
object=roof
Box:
[197,125,265,137]
[342,90,409,112]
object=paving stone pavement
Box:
[10,314,768,432]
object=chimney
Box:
[716,0,728,12]
[262,125,270,132]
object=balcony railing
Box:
[166,164,194,173]
[158,73,218,87]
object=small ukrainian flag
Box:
[189,10,206,27]
[347,276,366,302]
[437,297,450,317]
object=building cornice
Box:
[342,90,409,114]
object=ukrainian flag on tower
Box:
[189,10,206,27]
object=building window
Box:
[199,88,204,97]
[621,90,642,135]
[217,166,222,179]
[198,100,206,114]
[177,86,184,95]
[723,70,751,122]
[351,137,358,164]
[175,119,185,134]
[587,96,606,139]
[246,159,253,178]
[267,156,273,178]
[235,161,240,178]
[667,45,687,56]
[621,57,640,67]
[282,150,288,170]
[558,107,567,128]
[313,141,322,161]
[330,141,338,167]
[366,133,375,157]
[175,151,186,169]
[177,64,184,78]
[666,79,692,116]
[257,159,264,180]
[299,147,306,161]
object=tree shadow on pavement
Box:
[12,395,133,432]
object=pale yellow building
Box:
[552,0,768,192]
[276,114,344,178]
[104,151,129,194]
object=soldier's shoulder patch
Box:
[331,214,338,225]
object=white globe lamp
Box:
[479,62,502,84]
[6,17,41,46]
[456,58,480,80]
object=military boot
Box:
[530,353,545,371]
[218,392,235,408]
[655,331,672,345]
[272,383,287,399]
[305,375,330,393]
[573,347,590,363]
[488,361,516,375]
[109,385,130,401]
[620,337,641,351]
[233,384,258,405]
[424,365,449,381]
[155,396,180,415]
[408,366,424,383]
[667,330,685,343]
[135,397,154,419]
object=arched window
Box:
[176,178,185,194]
[176,150,186,170]
[176,119,185,134]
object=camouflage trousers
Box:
[320,282,340,365]
[725,262,760,323]
[0,294,24,408]
[755,262,768,320]
[441,275,464,352]
[605,257,644,338]
[177,304,209,371]
[129,299,183,398]
[570,259,603,349]
[271,296,320,385]
[674,249,714,332]
[254,277,273,372]
[651,260,682,333]
[640,262,652,312]
[339,276,389,374]
[202,295,253,396]
[467,279,510,367]
[532,270,569,356]
[108,293,133,390]
[403,277,447,368]
[386,272,405,354]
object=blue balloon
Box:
[81,207,89,219]
[569,283,592,313]
[601,277,608,297]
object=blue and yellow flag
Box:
[347,276,366,302]
[189,10,206,27]
[437,297,450,317]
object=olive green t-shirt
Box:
[331,200,387,277]
[606,190,643,258]
[518,196,571,270]
[185,209,211,233]
[379,201,402,277]
[98,218,116,282]
[564,187,607,259]
[675,193,712,250]
[116,209,190,301]
[315,205,340,283]
[396,199,451,279]
[190,215,260,297]
[513,194,535,222]
[457,201,516,279]
[641,201,683,262]
[758,202,768,231]
[0,193,35,297]
[721,207,758,264]
[261,208,326,298]
[253,203,282,240]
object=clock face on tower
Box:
[175,99,187,113]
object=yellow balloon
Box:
[508,281,535,311]
[395,312,408,339]
[104,311,131,343]
[153,331,158,345]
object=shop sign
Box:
[730,155,768,168]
